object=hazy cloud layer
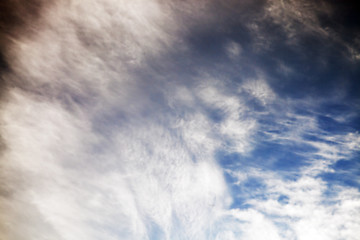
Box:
[1,0,359,239]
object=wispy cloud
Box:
[1,0,359,239]
[1,1,251,238]
[223,94,360,239]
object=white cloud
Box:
[196,79,258,153]
[239,210,282,239]
[214,82,360,239]
[225,105,360,240]
[241,78,276,105]
[225,41,242,59]
[1,1,258,239]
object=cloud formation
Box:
[1,0,359,239]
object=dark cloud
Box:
[0,0,50,40]
[0,0,54,97]
[0,1,54,236]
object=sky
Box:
[0,0,360,239]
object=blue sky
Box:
[0,0,360,239]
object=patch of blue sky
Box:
[316,115,353,133]
[205,107,226,123]
[239,177,267,195]
[218,139,316,171]
[257,115,307,136]
[350,117,360,131]
[319,102,353,117]
[224,171,270,210]
[216,151,243,168]
[243,96,268,112]
[146,218,166,240]
[277,195,290,205]
[319,153,360,189]
[321,172,360,189]
[251,145,309,171]
[302,133,339,146]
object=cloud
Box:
[249,176,360,240]
[241,78,276,105]
[223,94,360,239]
[1,0,359,239]
[225,41,242,59]
[1,1,256,239]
